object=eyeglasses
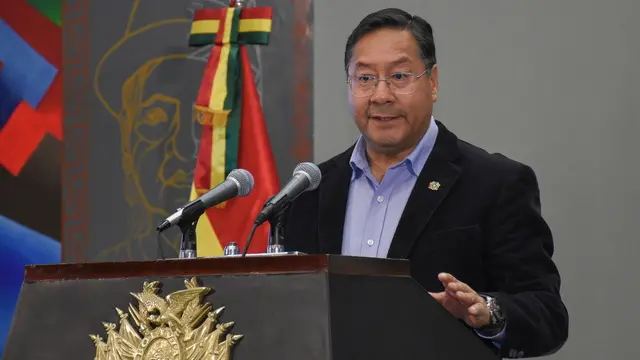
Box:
[346,68,430,98]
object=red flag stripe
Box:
[239,7,272,20]
[195,44,222,108]
[193,124,213,193]
[193,7,272,22]
[193,9,226,21]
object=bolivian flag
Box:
[188,4,280,256]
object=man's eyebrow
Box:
[353,60,371,69]
[354,56,413,69]
[389,55,412,66]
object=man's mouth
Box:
[370,115,400,121]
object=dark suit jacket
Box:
[281,120,569,358]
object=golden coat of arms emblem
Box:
[89,277,242,360]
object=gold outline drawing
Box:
[93,0,196,260]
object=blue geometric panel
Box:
[0,18,58,126]
[0,215,60,354]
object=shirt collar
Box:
[349,116,439,179]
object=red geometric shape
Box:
[0,101,48,176]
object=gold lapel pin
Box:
[428,181,441,191]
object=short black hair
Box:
[344,8,437,74]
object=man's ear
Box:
[429,64,439,102]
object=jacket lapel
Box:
[317,149,353,254]
[386,121,462,259]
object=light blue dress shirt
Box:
[342,116,438,258]
[341,117,505,346]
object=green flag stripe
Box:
[224,45,240,111]
[229,8,241,43]
[189,34,217,47]
[225,68,242,177]
[239,32,270,45]
[188,32,270,47]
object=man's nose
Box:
[370,80,395,103]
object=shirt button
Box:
[376,195,384,203]
[367,239,374,246]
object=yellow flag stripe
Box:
[209,43,229,110]
[208,8,235,110]
[190,19,272,35]
[210,113,227,189]
[223,9,235,43]
[190,183,223,256]
[190,20,220,34]
[239,19,272,33]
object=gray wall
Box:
[314,1,640,359]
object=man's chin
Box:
[364,135,406,153]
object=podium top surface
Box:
[24,254,411,282]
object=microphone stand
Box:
[239,196,290,257]
[266,204,288,254]
[178,219,198,259]
[166,200,205,259]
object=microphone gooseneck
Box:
[253,162,321,226]
[156,168,254,233]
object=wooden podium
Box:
[2,254,499,360]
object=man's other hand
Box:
[429,272,491,329]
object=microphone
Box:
[241,162,321,256]
[254,162,322,226]
[156,168,254,233]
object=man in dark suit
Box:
[281,7,568,359]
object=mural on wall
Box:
[0,0,313,355]
[0,0,63,355]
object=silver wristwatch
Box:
[480,294,506,332]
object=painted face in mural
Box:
[93,2,208,258]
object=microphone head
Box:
[293,162,322,190]
[227,169,254,196]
